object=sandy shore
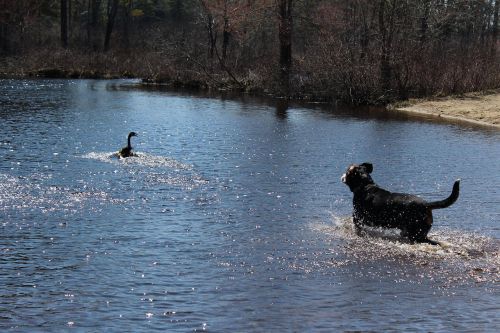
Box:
[392,90,500,129]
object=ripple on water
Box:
[309,215,499,288]
[0,173,123,216]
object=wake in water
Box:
[82,152,208,190]
[311,214,499,287]
[81,151,193,170]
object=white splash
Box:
[81,151,192,170]
[309,213,499,286]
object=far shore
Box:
[2,67,500,129]
[390,90,500,129]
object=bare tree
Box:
[122,0,133,50]
[88,0,102,50]
[104,0,119,52]
[61,0,69,48]
[199,0,217,64]
[378,0,397,94]
[278,0,293,96]
[222,0,230,65]
[493,0,499,55]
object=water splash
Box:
[310,214,499,287]
[81,152,192,170]
[81,152,207,191]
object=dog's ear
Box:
[361,162,373,173]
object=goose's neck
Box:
[127,135,132,149]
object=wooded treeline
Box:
[1,0,499,104]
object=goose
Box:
[118,131,137,158]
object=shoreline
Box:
[392,107,500,129]
[390,91,500,129]
[2,71,500,129]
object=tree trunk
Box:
[222,1,230,66]
[419,0,430,44]
[278,0,293,97]
[0,23,8,54]
[199,0,216,68]
[68,0,72,40]
[104,0,119,52]
[208,15,216,62]
[378,0,393,93]
[61,0,68,48]
[123,0,133,50]
[88,0,102,51]
[492,0,499,56]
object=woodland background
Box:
[1,0,499,104]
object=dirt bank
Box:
[391,90,500,129]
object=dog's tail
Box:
[426,180,460,210]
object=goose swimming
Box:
[118,131,137,158]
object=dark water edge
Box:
[137,80,500,132]
[0,79,498,332]
[0,62,415,106]
[3,64,500,124]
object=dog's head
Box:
[341,162,374,192]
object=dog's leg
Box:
[425,210,433,227]
[420,212,438,245]
[353,216,365,236]
[406,210,436,244]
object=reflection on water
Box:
[0,79,499,332]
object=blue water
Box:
[0,79,498,332]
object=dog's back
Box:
[353,184,428,229]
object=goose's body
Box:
[118,132,137,158]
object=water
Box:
[0,79,498,332]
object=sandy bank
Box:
[392,90,500,129]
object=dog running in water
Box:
[341,163,460,245]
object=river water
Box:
[0,79,498,332]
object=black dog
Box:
[341,163,460,244]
